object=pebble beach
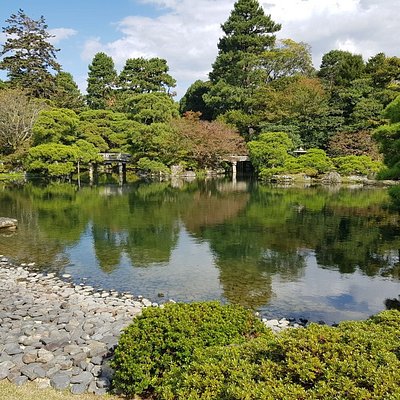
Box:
[0,256,300,395]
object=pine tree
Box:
[53,72,85,111]
[119,57,176,95]
[206,0,281,116]
[210,0,281,87]
[86,52,117,110]
[0,9,61,98]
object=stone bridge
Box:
[223,155,251,178]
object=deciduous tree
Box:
[172,112,247,169]
[0,89,47,154]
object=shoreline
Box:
[0,257,148,395]
[0,256,303,395]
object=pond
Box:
[0,179,399,324]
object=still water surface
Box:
[0,179,399,324]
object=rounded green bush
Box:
[111,301,269,398]
[172,310,400,400]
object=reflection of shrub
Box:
[111,302,269,397]
[137,157,170,174]
[333,155,382,176]
[388,185,400,207]
[385,296,400,310]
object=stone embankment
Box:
[0,257,303,395]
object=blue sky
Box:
[1,0,399,99]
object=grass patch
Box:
[0,380,120,400]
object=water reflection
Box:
[0,180,399,323]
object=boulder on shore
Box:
[0,217,18,230]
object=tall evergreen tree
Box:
[206,0,281,116]
[0,9,61,98]
[86,52,117,110]
[210,0,281,87]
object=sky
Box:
[0,0,399,99]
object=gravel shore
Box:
[0,257,148,395]
[0,256,300,395]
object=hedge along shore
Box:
[0,256,299,396]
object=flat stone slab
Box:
[0,218,18,229]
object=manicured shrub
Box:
[333,155,383,176]
[284,149,334,177]
[111,301,269,398]
[169,310,400,400]
[112,304,400,400]
[137,157,170,174]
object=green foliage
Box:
[169,310,400,400]
[260,38,315,81]
[27,143,78,177]
[0,9,61,98]
[86,52,117,110]
[179,80,213,120]
[136,157,170,174]
[318,50,365,87]
[77,109,138,153]
[384,95,400,124]
[112,306,400,399]
[366,53,400,88]
[333,155,382,176]
[111,301,269,398]
[248,131,293,171]
[373,122,400,177]
[254,76,333,148]
[129,122,178,165]
[388,185,400,208]
[32,108,79,145]
[207,0,281,116]
[124,92,179,124]
[284,149,334,176]
[118,57,176,95]
[376,166,400,180]
[52,72,85,111]
[27,140,100,177]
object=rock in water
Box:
[0,217,18,230]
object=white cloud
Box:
[80,0,400,98]
[265,0,400,65]
[48,28,78,44]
